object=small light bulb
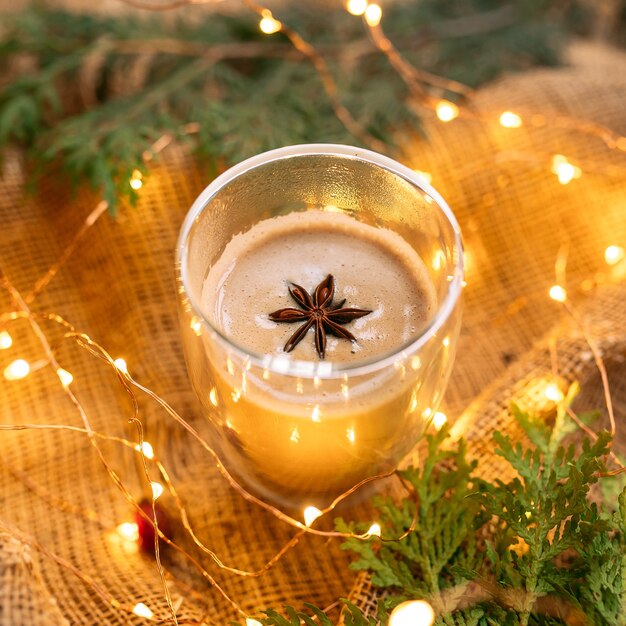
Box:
[389,600,435,626]
[129,169,143,190]
[259,10,281,34]
[246,619,263,626]
[346,427,356,443]
[311,404,321,422]
[151,482,164,500]
[364,3,382,26]
[56,367,73,388]
[117,522,139,542]
[132,603,154,619]
[544,384,564,402]
[549,285,567,302]
[435,100,459,122]
[499,111,523,128]
[4,359,30,381]
[290,427,300,443]
[551,155,581,185]
[367,523,382,537]
[135,441,154,460]
[113,358,128,374]
[190,316,202,336]
[0,330,12,349]
[304,506,323,527]
[432,411,447,430]
[604,245,625,266]
[346,0,367,15]
[209,387,219,407]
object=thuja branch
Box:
[0,4,566,212]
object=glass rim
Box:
[176,143,464,379]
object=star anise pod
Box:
[269,274,372,359]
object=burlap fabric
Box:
[1,41,625,624]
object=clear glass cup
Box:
[176,144,463,509]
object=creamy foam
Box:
[201,210,437,363]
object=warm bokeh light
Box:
[4,359,30,381]
[259,10,281,34]
[135,441,154,460]
[432,411,447,430]
[549,285,567,302]
[364,3,382,26]
[367,523,381,537]
[604,245,625,266]
[56,367,74,388]
[113,358,128,374]
[346,0,367,16]
[413,169,433,184]
[151,481,164,500]
[551,155,581,185]
[303,506,323,527]
[209,387,218,407]
[132,603,153,619]
[311,404,321,422]
[544,384,564,402]
[435,100,459,122]
[117,522,139,542]
[346,427,356,443]
[0,330,12,349]
[389,600,436,626]
[129,169,143,190]
[499,111,523,128]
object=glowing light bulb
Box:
[367,523,382,537]
[544,384,563,402]
[56,367,73,388]
[604,245,625,266]
[346,0,367,15]
[549,285,567,302]
[0,331,12,349]
[114,358,128,374]
[435,100,459,122]
[129,170,143,190]
[499,111,522,128]
[551,155,581,185]
[364,3,382,26]
[432,411,447,430]
[132,603,153,619]
[151,482,164,500]
[246,619,263,626]
[304,506,323,527]
[209,387,218,407]
[311,404,321,422]
[442,337,450,347]
[4,359,30,381]
[117,522,139,542]
[259,10,281,34]
[389,600,435,626]
[135,441,154,460]
[190,316,202,336]
[346,427,356,443]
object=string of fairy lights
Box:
[2,0,626,624]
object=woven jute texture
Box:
[1,41,626,624]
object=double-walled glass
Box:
[176,144,463,509]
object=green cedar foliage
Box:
[0,3,567,211]
[249,389,625,625]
